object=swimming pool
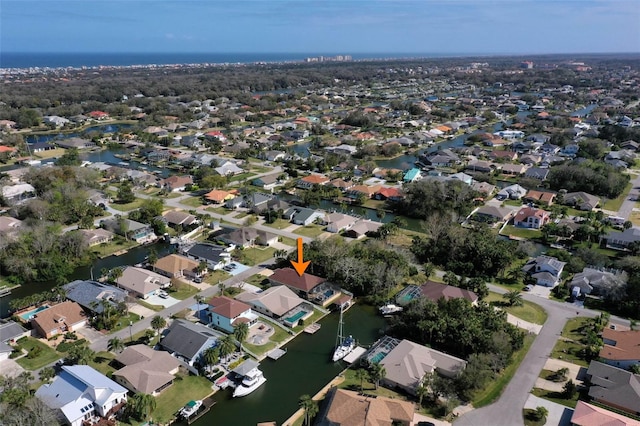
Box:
[284,310,307,324]
[19,305,50,320]
[369,352,387,364]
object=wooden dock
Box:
[267,347,287,360]
[0,288,12,297]
[304,323,321,334]
[186,399,216,425]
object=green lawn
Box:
[292,309,327,334]
[109,198,145,212]
[339,368,413,400]
[244,274,270,289]
[264,218,293,230]
[501,225,542,240]
[278,236,297,247]
[111,313,142,332]
[235,246,277,266]
[169,282,199,300]
[89,351,116,376]
[137,300,164,312]
[243,318,292,357]
[152,374,214,424]
[90,238,139,258]
[181,196,205,208]
[293,225,325,238]
[602,181,633,211]
[550,317,592,367]
[485,292,548,325]
[473,334,535,407]
[205,206,231,215]
[531,388,580,408]
[204,270,231,285]
[250,165,272,173]
[229,172,257,182]
[15,337,61,370]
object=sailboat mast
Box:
[336,305,344,347]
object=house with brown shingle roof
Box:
[268,268,327,300]
[152,254,201,280]
[316,388,414,426]
[78,228,114,247]
[204,189,235,204]
[112,344,180,395]
[600,327,640,370]
[348,185,382,199]
[297,174,330,189]
[524,190,556,206]
[31,302,87,339]
[419,281,478,305]
[206,296,257,333]
[160,175,193,192]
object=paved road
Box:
[614,170,640,220]
[454,285,629,426]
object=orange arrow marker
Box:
[290,237,310,276]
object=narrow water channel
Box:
[189,304,387,426]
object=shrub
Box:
[27,346,43,359]
[57,338,87,352]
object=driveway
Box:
[145,294,180,308]
[535,359,587,392]
[76,325,106,343]
[527,284,552,299]
[226,262,251,276]
[524,394,573,426]
[128,303,157,319]
[0,358,25,378]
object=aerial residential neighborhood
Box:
[0,52,639,426]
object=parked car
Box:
[194,277,203,283]
[157,290,169,298]
[523,286,531,292]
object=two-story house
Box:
[522,255,567,287]
[513,206,551,229]
[207,296,258,333]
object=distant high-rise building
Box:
[521,61,534,69]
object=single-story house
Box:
[268,268,327,301]
[604,227,640,251]
[0,321,29,345]
[524,190,556,206]
[563,191,600,211]
[162,210,199,228]
[204,189,235,204]
[112,344,181,395]
[513,206,551,229]
[236,286,310,323]
[600,327,640,370]
[316,388,414,426]
[471,181,497,196]
[375,186,404,201]
[153,254,202,280]
[284,207,325,226]
[160,175,193,192]
[570,267,627,297]
[63,280,127,313]
[35,365,127,426]
[379,338,467,395]
[344,219,383,239]
[571,401,640,426]
[418,281,479,305]
[217,227,278,248]
[496,184,527,200]
[297,174,330,189]
[55,137,96,149]
[78,228,115,247]
[586,361,640,416]
[115,266,170,299]
[206,296,257,333]
[2,183,35,204]
[31,301,87,339]
[324,212,359,233]
[522,255,566,287]
[252,173,282,192]
[100,217,156,244]
[472,205,515,224]
[215,161,244,176]
[524,167,550,181]
[160,319,223,366]
[183,243,231,270]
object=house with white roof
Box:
[522,255,567,287]
[35,365,128,426]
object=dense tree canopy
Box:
[547,160,629,198]
[395,180,477,219]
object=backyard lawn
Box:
[235,247,277,266]
[15,337,61,370]
[485,292,548,325]
[229,172,257,182]
[501,225,542,240]
[278,236,297,247]
[90,238,139,258]
[152,373,214,424]
[602,181,632,211]
[293,225,325,238]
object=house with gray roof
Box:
[217,227,278,248]
[570,267,627,297]
[63,280,128,314]
[0,321,29,356]
[112,345,181,395]
[100,217,156,244]
[524,167,550,181]
[159,319,224,366]
[586,361,640,416]
[522,255,567,287]
[183,243,231,270]
[563,191,601,211]
[284,207,325,226]
[377,338,466,395]
[472,205,515,225]
[496,184,527,200]
[243,192,274,212]
[35,365,127,426]
[604,227,640,251]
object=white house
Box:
[522,255,566,287]
[35,365,128,426]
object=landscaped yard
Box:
[293,225,325,238]
[235,246,277,266]
[531,387,581,408]
[181,196,205,208]
[137,300,164,312]
[550,317,592,367]
[264,218,293,230]
[111,313,142,332]
[204,269,232,285]
[15,337,61,370]
[339,368,412,400]
[485,292,548,325]
[501,225,542,240]
[152,373,214,424]
[244,273,270,289]
[242,319,292,357]
[109,198,145,212]
[473,334,535,407]
[229,172,257,182]
[602,181,632,211]
[89,351,116,376]
[90,238,139,258]
[169,282,199,300]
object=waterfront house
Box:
[55,137,96,149]
[31,301,87,339]
[522,255,566,287]
[268,268,328,301]
[217,227,278,248]
[252,173,282,192]
[524,167,550,181]
[571,401,640,426]
[403,168,422,183]
[152,254,202,280]
[78,228,115,247]
[160,175,193,192]
[563,191,600,211]
[472,205,515,225]
[343,219,383,239]
[63,280,128,314]
[0,321,28,360]
[324,212,359,233]
[101,217,156,244]
[316,388,414,426]
[236,286,310,326]
[115,266,170,299]
[524,190,556,206]
[604,227,640,251]
[183,243,231,270]
[375,186,404,201]
[112,344,180,395]
[162,210,199,228]
[513,206,551,229]
[35,365,127,426]
[471,181,496,196]
[160,319,223,367]
[418,281,478,305]
[600,327,640,369]
[206,296,257,333]
[284,206,325,226]
[297,174,330,189]
[586,361,640,416]
[378,338,467,395]
[328,178,355,192]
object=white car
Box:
[157,291,169,299]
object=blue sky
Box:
[2,0,639,54]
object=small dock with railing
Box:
[303,323,321,334]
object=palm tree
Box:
[233,322,249,354]
[66,345,95,365]
[355,368,369,393]
[219,334,237,362]
[108,337,125,353]
[202,346,220,372]
[535,406,549,422]
[504,290,524,307]
[39,366,56,383]
[131,393,157,421]
[416,381,429,407]
[298,394,318,426]
[368,363,386,390]
[150,315,167,335]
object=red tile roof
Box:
[376,187,403,199]
[600,328,640,362]
[300,174,330,185]
[269,268,326,292]
[207,296,251,319]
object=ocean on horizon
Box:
[0,52,468,69]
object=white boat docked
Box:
[233,367,266,397]
[179,400,202,418]
[379,304,403,315]
[332,305,356,362]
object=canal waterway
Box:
[0,241,174,318]
[189,304,387,426]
